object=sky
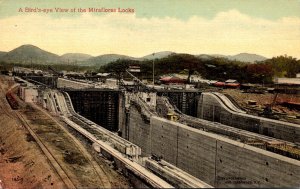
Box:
[0,0,300,58]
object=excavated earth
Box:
[221,89,300,124]
[0,75,131,188]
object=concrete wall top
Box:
[202,92,300,129]
[57,78,94,89]
[151,116,300,167]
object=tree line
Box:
[100,54,300,84]
[1,54,299,84]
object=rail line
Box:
[2,78,115,188]
[14,112,76,189]
[62,117,173,188]
[31,103,112,188]
[1,80,74,188]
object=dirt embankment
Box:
[0,114,65,189]
[0,75,131,188]
[0,76,65,188]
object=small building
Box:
[225,79,237,83]
[225,79,240,88]
[105,78,118,86]
[19,86,38,102]
[128,65,141,73]
[213,79,240,88]
[274,78,300,85]
[96,73,111,77]
[189,75,204,83]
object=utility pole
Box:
[152,53,155,86]
[31,57,33,72]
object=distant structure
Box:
[274,77,300,85]
[159,76,186,84]
[128,65,141,73]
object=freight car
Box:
[6,91,19,110]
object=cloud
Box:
[0,9,300,58]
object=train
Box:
[6,91,19,110]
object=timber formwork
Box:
[157,90,201,117]
[66,90,119,131]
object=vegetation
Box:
[100,54,300,84]
[0,61,93,73]
[1,53,299,84]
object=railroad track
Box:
[1,81,113,188]
[62,117,173,188]
[14,112,76,189]
[0,82,74,188]
[31,103,112,188]
[0,81,74,188]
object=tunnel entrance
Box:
[66,89,120,132]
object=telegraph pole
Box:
[152,53,155,86]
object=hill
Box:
[0,44,268,66]
[85,54,138,67]
[142,51,175,60]
[196,53,267,63]
[227,53,267,63]
[196,54,214,60]
[0,51,6,57]
[60,53,93,62]
[1,44,61,64]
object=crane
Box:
[262,93,279,117]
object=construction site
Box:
[0,69,299,188]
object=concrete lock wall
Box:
[197,92,300,143]
[127,110,300,187]
[25,76,58,88]
[67,90,119,131]
[19,86,38,102]
[128,106,152,156]
[57,78,94,89]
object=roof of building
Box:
[275,77,300,85]
[96,73,111,77]
[225,79,238,83]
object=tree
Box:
[246,63,273,83]
[264,55,300,78]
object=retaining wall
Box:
[127,108,300,187]
[197,92,300,143]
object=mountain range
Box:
[196,53,267,62]
[0,44,268,66]
[60,53,93,62]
